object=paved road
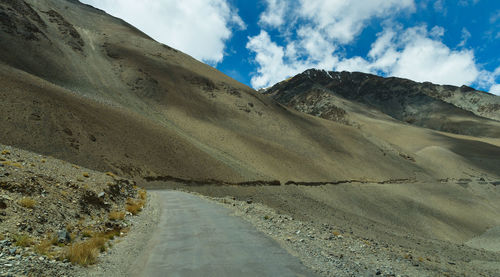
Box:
[130,190,316,277]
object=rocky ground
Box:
[0,144,146,276]
[72,192,160,277]
[188,192,499,277]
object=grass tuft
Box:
[105,172,116,178]
[81,229,93,238]
[108,211,125,221]
[138,189,147,201]
[64,236,106,266]
[82,172,90,178]
[1,161,23,168]
[126,198,144,215]
[18,197,36,209]
[13,233,34,247]
[35,233,57,255]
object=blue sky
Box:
[82,0,500,94]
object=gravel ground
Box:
[193,193,498,277]
[0,144,145,276]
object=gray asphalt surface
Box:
[130,190,316,277]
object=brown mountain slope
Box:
[0,0,427,182]
[265,69,500,138]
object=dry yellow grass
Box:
[35,233,57,255]
[1,150,10,155]
[108,211,126,221]
[18,197,36,208]
[138,189,147,201]
[81,229,93,238]
[105,172,116,178]
[64,236,107,266]
[102,229,121,241]
[82,172,90,178]
[13,233,34,247]
[126,198,144,215]
[1,161,23,168]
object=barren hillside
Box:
[0,0,460,183]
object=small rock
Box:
[57,230,71,243]
[98,192,105,198]
[8,248,16,255]
[246,199,253,204]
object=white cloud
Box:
[259,0,288,27]
[297,0,415,43]
[390,28,478,85]
[490,84,500,95]
[458,0,480,6]
[458,28,471,47]
[81,0,244,64]
[478,66,500,95]
[429,26,445,38]
[433,0,446,13]
[491,10,500,23]
[246,30,339,88]
[246,31,324,88]
[338,26,479,86]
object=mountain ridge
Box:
[265,68,500,138]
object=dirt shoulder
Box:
[74,191,161,277]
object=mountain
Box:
[0,0,433,183]
[265,69,500,138]
[1,0,499,183]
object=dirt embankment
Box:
[0,144,147,276]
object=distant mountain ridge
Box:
[265,69,500,137]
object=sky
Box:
[81,0,500,95]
